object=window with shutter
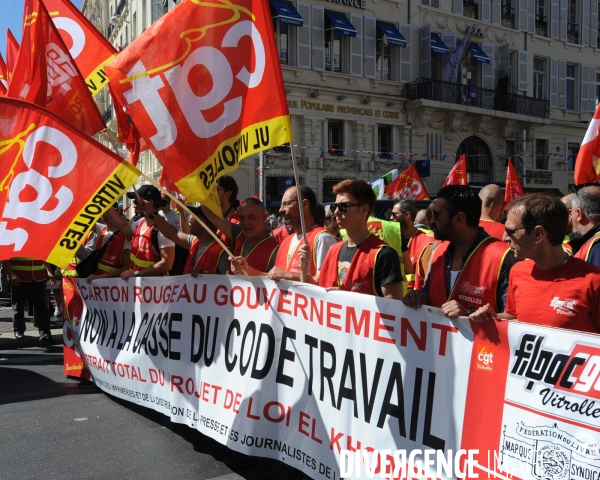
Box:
[420,25,431,79]
[364,16,377,79]
[527,0,536,32]
[297,2,312,69]
[312,5,325,71]
[583,0,590,46]
[492,0,502,25]
[518,50,528,91]
[558,59,566,109]
[350,13,363,77]
[559,0,568,40]
[550,0,560,38]
[550,57,558,107]
[399,24,412,83]
[591,0,598,47]
[453,0,463,15]
[581,64,590,112]
[482,43,495,90]
[482,0,492,21]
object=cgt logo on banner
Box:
[106,0,292,211]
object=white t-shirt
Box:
[288,230,337,271]
[161,209,181,231]
[131,218,175,250]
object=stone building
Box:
[83,0,598,209]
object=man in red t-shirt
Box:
[470,194,600,334]
[478,184,505,240]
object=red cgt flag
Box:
[106,0,293,214]
[0,97,139,268]
[575,103,600,186]
[7,0,105,137]
[505,158,525,203]
[442,153,468,187]
[40,0,118,97]
[40,0,141,149]
[6,29,20,84]
[385,164,429,200]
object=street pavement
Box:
[0,302,308,480]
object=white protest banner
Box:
[75,276,600,480]
[76,275,474,479]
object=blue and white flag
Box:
[442,31,471,83]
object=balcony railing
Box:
[405,78,550,119]
[501,6,515,28]
[535,14,548,36]
[567,23,579,43]
[463,0,478,18]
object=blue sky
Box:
[1,0,83,59]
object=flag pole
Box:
[290,143,309,283]
[138,171,251,280]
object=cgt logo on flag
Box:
[107,0,292,210]
[0,98,139,267]
[476,345,494,372]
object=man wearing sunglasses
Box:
[403,186,516,319]
[299,179,403,299]
[469,194,600,333]
[571,186,600,268]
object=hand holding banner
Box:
[106,0,293,213]
[0,97,139,268]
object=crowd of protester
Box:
[3,176,600,354]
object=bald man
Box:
[478,184,505,240]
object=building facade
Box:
[83,0,598,208]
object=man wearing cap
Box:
[146,203,228,275]
[107,185,175,278]
[202,198,280,275]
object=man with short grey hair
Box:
[571,186,600,267]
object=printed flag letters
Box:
[0,98,139,267]
[106,0,293,212]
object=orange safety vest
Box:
[318,234,385,296]
[95,228,128,275]
[9,257,46,282]
[574,231,600,262]
[184,238,225,275]
[428,237,510,312]
[275,226,332,275]
[406,229,434,290]
[229,231,279,274]
[130,219,160,271]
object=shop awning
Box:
[430,33,449,55]
[376,22,406,47]
[270,0,304,26]
[326,11,357,37]
[467,43,491,64]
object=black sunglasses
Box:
[330,203,363,214]
[505,225,535,236]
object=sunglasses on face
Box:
[329,203,363,214]
[505,226,534,236]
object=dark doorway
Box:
[457,136,494,182]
